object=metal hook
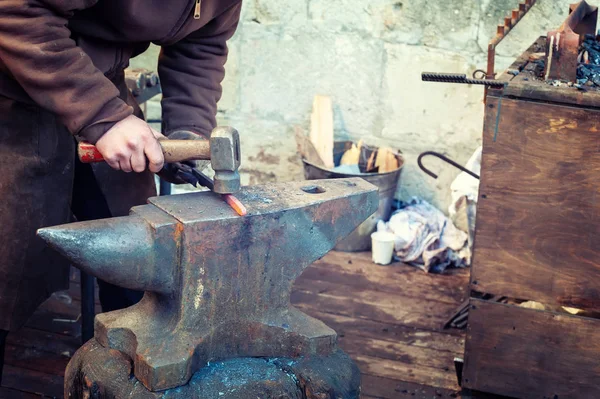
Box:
[472,69,487,80]
[417,151,480,180]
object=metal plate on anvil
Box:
[148,178,377,224]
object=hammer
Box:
[78,127,246,215]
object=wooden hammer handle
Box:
[78,140,211,164]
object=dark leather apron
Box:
[0,72,156,331]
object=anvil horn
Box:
[37,211,178,294]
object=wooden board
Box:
[0,387,41,398]
[360,374,460,399]
[1,365,63,398]
[291,256,468,395]
[291,286,459,332]
[463,299,600,398]
[3,344,70,377]
[304,309,465,352]
[472,96,600,310]
[309,95,335,168]
[305,251,468,305]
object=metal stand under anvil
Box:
[39,178,378,398]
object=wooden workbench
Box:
[462,37,600,398]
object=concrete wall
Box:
[131,0,582,211]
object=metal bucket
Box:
[302,141,404,252]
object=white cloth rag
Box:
[378,199,469,273]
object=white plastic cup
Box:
[371,231,396,265]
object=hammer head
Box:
[210,127,241,194]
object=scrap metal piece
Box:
[545,1,598,81]
[38,179,378,392]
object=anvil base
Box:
[65,339,361,398]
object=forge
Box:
[38,178,378,398]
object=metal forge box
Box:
[461,3,600,398]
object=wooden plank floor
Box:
[1,251,469,398]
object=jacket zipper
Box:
[194,0,202,19]
[160,0,203,44]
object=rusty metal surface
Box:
[487,0,537,80]
[38,178,378,392]
[545,1,598,81]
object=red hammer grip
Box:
[78,142,105,163]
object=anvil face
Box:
[38,178,378,391]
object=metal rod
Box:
[421,72,507,88]
[81,271,96,344]
[417,151,480,180]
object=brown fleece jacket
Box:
[0,0,242,143]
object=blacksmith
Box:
[0,0,242,356]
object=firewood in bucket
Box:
[340,139,363,166]
[376,147,399,173]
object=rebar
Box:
[421,72,507,88]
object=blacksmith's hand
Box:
[95,115,165,173]
[158,130,211,186]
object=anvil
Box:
[38,178,378,391]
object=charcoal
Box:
[574,35,600,87]
[578,65,592,79]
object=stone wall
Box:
[131,0,583,211]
